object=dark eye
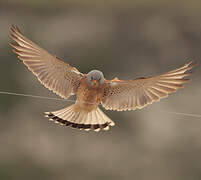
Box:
[91,77,93,81]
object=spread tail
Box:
[44,105,115,132]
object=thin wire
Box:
[0,90,201,118]
[159,110,201,118]
[0,91,68,102]
[0,91,91,104]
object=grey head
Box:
[87,70,104,86]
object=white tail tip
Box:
[44,105,115,132]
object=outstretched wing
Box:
[9,25,83,99]
[101,61,196,111]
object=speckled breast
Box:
[76,78,105,112]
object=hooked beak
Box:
[91,80,99,87]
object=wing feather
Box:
[101,61,196,111]
[9,25,83,99]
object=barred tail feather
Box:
[44,105,115,132]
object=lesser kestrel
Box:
[9,25,196,132]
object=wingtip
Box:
[8,41,17,49]
[184,60,198,76]
[8,41,14,46]
[186,60,198,69]
[15,26,21,33]
[10,25,16,33]
[9,25,22,36]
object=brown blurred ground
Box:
[0,1,201,180]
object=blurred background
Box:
[0,0,201,179]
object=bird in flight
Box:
[9,25,196,132]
